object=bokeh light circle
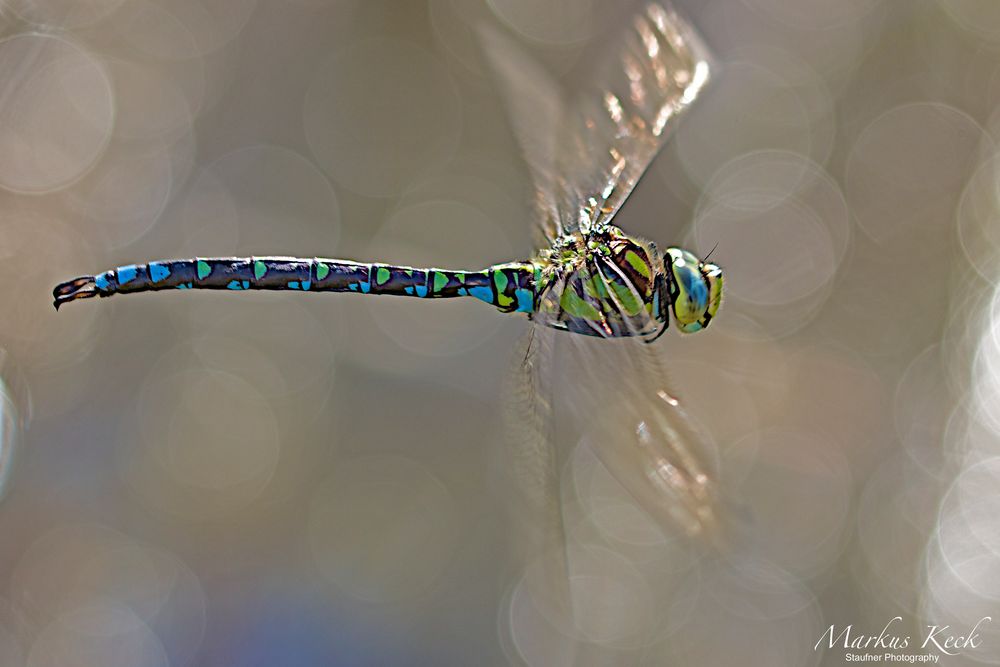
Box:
[846,102,987,245]
[362,199,513,362]
[695,150,848,308]
[7,0,128,29]
[206,144,340,253]
[119,367,281,520]
[0,33,114,194]
[305,39,461,198]
[308,455,460,603]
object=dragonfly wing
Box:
[565,1,714,232]
[530,264,722,541]
[503,328,562,559]
[479,26,576,248]
[558,330,722,540]
[502,326,581,619]
[481,3,713,244]
[492,0,720,619]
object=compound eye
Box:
[702,263,724,326]
[666,248,721,334]
[673,270,708,332]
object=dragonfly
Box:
[53,1,722,569]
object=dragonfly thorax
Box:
[533,225,670,339]
[531,225,723,340]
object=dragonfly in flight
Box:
[54,2,722,556]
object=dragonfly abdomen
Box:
[53,257,540,314]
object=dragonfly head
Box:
[665,247,723,333]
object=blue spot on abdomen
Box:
[117,265,138,285]
[468,285,493,305]
[149,262,171,283]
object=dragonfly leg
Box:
[52,276,100,310]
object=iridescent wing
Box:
[488,1,720,602]
[502,326,573,604]
[482,1,714,245]
[558,327,721,538]
[478,26,573,248]
[528,256,722,542]
[502,317,722,624]
[568,1,713,232]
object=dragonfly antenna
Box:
[704,242,719,262]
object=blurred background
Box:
[0,0,999,665]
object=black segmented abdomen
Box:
[53,256,539,313]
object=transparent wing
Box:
[502,318,722,619]
[502,327,565,567]
[551,325,721,540]
[481,2,714,245]
[502,327,575,616]
[478,26,573,248]
[493,0,720,614]
[569,1,714,232]
[532,260,722,540]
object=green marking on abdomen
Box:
[57,256,539,316]
[493,270,513,308]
